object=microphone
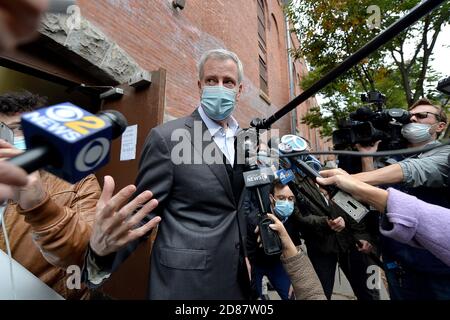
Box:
[243,143,282,256]
[277,134,369,223]
[8,103,128,183]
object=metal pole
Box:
[284,13,297,135]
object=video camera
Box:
[332,91,411,151]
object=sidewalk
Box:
[266,267,390,300]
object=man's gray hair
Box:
[198,49,244,84]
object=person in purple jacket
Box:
[316,168,450,267]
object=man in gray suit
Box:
[87,49,252,299]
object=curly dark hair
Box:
[0,91,48,115]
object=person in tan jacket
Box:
[264,213,326,300]
[0,91,101,299]
[1,91,163,299]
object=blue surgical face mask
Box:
[201,86,237,121]
[274,200,294,220]
[13,136,27,151]
[401,123,434,144]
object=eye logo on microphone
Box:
[75,138,110,172]
[280,135,308,152]
[46,105,84,122]
[45,104,107,136]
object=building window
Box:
[259,56,268,95]
[257,0,269,96]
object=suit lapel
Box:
[184,110,235,204]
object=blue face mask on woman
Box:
[274,200,294,221]
[201,86,237,121]
[13,136,27,151]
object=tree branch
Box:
[392,51,413,105]
[413,15,441,102]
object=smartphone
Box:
[47,0,77,13]
[259,218,282,256]
[0,122,14,145]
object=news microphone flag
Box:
[20,103,114,183]
[276,169,295,185]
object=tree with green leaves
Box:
[286,0,450,137]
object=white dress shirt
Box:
[198,105,239,167]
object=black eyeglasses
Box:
[410,111,441,121]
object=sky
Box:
[429,24,450,80]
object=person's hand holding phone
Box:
[262,213,298,259]
[0,139,46,209]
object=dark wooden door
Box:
[96,69,166,300]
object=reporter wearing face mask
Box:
[352,98,450,300]
[354,98,449,190]
[246,179,302,300]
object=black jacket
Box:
[292,173,373,254]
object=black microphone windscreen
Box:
[98,110,128,139]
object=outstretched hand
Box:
[316,168,389,212]
[317,169,362,200]
[90,176,161,257]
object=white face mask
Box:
[401,123,434,144]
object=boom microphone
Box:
[8,103,128,183]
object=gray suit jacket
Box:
[133,109,249,299]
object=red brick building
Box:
[0,0,333,300]
[76,0,331,152]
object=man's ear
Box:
[235,83,244,102]
[269,194,275,206]
[198,80,202,97]
[436,122,447,134]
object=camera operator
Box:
[353,98,450,300]
[354,99,448,189]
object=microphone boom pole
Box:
[251,0,447,129]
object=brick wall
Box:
[77,0,330,145]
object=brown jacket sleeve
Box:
[281,247,327,300]
[16,174,101,269]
